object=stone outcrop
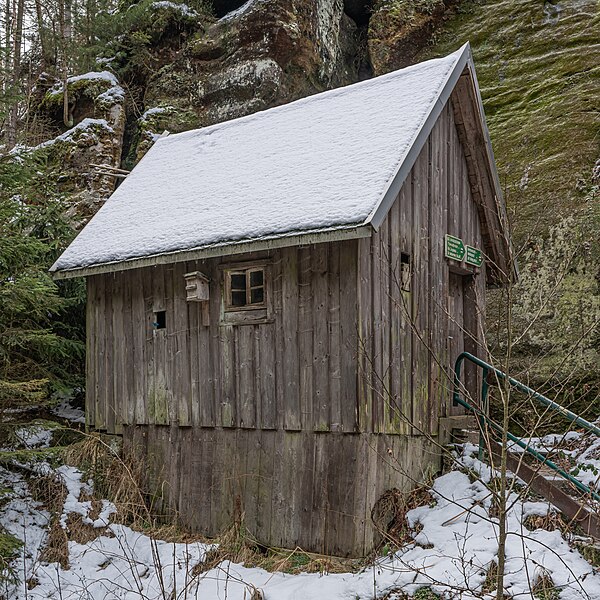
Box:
[143,0,360,133]
[23,71,127,218]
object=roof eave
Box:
[51,223,373,280]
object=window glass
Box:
[249,270,263,287]
[230,273,246,290]
[250,287,264,304]
[226,267,265,310]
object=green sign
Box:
[465,245,483,267]
[445,234,465,261]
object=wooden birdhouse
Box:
[184,271,210,302]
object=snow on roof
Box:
[52,45,471,274]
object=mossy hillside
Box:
[417,0,600,391]
[420,0,600,240]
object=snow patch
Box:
[13,118,115,155]
[56,465,117,529]
[49,71,119,95]
[14,426,52,449]
[151,1,199,17]
[220,0,259,21]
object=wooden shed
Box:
[52,44,512,557]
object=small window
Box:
[153,310,166,329]
[225,267,266,311]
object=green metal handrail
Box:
[452,352,600,502]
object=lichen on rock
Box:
[143,0,361,131]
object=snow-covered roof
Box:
[52,43,502,277]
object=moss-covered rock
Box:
[143,0,361,129]
[368,0,454,73]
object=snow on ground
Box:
[14,425,53,449]
[51,395,86,424]
[3,440,600,600]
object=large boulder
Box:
[21,71,127,218]
[143,0,360,131]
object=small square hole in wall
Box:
[154,310,166,330]
[400,253,411,292]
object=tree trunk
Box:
[6,0,24,148]
[34,0,53,71]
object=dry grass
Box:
[193,517,360,578]
[63,434,152,528]
[524,511,570,536]
[533,570,559,600]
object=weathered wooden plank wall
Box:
[356,103,487,435]
[88,240,361,434]
[123,425,437,556]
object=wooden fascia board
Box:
[51,224,372,280]
[450,68,515,285]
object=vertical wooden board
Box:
[167,425,182,516]
[111,272,124,433]
[280,432,302,547]
[122,272,135,426]
[188,267,201,426]
[173,262,191,426]
[269,430,287,547]
[448,109,462,240]
[219,324,236,427]
[198,315,215,427]
[399,183,413,435]
[255,430,275,542]
[210,430,233,532]
[238,325,256,428]
[428,115,448,434]
[297,248,313,430]
[196,428,214,532]
[371,230,384,433]
[272,252,284,430]
[152,266,169,425]
[379,217,392,433]
[133,269,149,425]
[325,434,360,556]
[362,433,381,553]
[163,265,177,424]
[312,244,330,431]
[309,433,328,553]
[411,142,430,435]
[297,432,316,550]
[242,431,261,539]
[357,237,372,432]
[387,196,405,434]
[258,323,277,429]
[234,429,249,520]
[94,275,106,430]
[208,259,222,427]
[86,277,96,429]
[177,427,193,526]
[339,241,359,432]
[328,243,342,430]
[281,247,301,430]
[105,274,115,433]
